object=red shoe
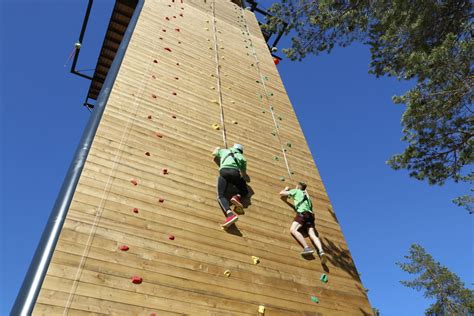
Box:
[230,195,243,208]
[221,214,238,228]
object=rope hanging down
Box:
[211,0,228,148]
[61,30,160,316]
[239,8,293,178]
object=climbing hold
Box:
[258,305,265,314]
[158,198,165,203]
[164,47,172,52]
[162,168,169,175]
[156,132,163,138]
[204,27,209,31]
[274,156,280,161]
[173,15,176,18]
[262,109,266,113]
[264,76,269,80]
[269,92,274,96]
[278,116,283,121]
[175,28,180,32]
[145,152,151,156]
[320,274,328,283]
[232,120,238,124]
[131,276,143,284]
[230,100,235,104]
[162,29,166,32]
[151,75,156,79]
[256,80,260,83]
[172,92,177,96]
[310,296,319,303]
[176,62,180,66]
[210,99,219,104]
[273,57,280,65]
[224,270,231,277]
[287,142,292,147]
[172,115,177,119]
[258,94,263,100]
[271,132,276,136]
[119,245,129,251]
[153,59,158,63]
[271,47,278,52]
[210,86,215,90]
[130,179,138,186]
[252,256,260,264]
[175,77,179,80]
[147,115,152,119]
[132,207,139,213]
[280,176,285,181]
[152,94,157,99]
[165,17,170,20]
[179,13,183,17]
[212,123,220,130]
[168,234,175,240]
[159,37,163,40]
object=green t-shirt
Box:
[213,148,247,172]
[288,189,313,213]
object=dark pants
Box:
[217,168,248,215]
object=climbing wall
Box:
[33,0,372,315]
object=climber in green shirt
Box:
[280,182,326,262]
[212,144,249,228]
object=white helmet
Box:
[233,143,243,153]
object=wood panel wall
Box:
[33,0,372,314]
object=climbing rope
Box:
[239,8,292,178]
[62,29,160,316]
[211,0,228,148]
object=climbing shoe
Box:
[230,195,243,208]
[222,214,238,228]
[301,247,315,255]
[319,252,327,264]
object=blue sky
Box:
[1,1,472,315]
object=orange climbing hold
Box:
[131,276,143,284]
[119,245,129,251]
[130,179,138,186]
[273,57,280,65]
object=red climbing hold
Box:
[150,314,157,316]
[175,77,179,80]
[153,59,158,63]
[168,234,175,240]
[159,37,163,40]
[130,179,138,186]
[158,198,165,203]
[162,168,169,175]
[148,115,152,119]
[172,92,177,95]
[179,13,183,17]
[173,16,176,19]
[145,152,151,156]
[119,245,129,251]
[175,28,180,32]
[162,29,166,32]
[156,132,163,138]
[131,276,143,284]
[132,207,139,213]
[151,75,156,79]
[165,17,170,20]
[172,115,177,119]
[152,94,157,99]
[176,62,180,66]
[273,57,280,65]
[164,47,172,52]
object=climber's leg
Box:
[216,173,231,216]
[290,220,313,254]
[308,227,324,254]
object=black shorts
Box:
[294,212,315,229]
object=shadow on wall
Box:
[322,238,362,281]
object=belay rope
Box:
[211,0,228,148]
[239,7,293,178]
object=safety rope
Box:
[239,8,292,178]
[62,32,158,316]
[211,0,228,148]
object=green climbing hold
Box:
[262,109,266,113]
[274,156,280,161]
[278,116,283,120]
[287,142,292,147]
[280,176,285,181]
[320,274,328,283]
[256,80,260,83]
[310,296,319,304]
[264,76,269,80]
[268,92,274,96]
[271,131,276,136]
[270,106,274,110]
[258,94,263,100]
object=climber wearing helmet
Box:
[280,182,327,263]
[212,143,249,227]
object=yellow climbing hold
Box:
[252,256,260,264]
[231,100,235,104]
[232,120,238,124]
[212,123,220,130]
[258,305,265,314]
[224,270,231,277]
[210,99,219,104]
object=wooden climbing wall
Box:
[33,0,372,315]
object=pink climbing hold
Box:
[156,132,163,138]
[164,47,172,52]
[131,276,143,284]
[132,207,139,213]
[119,245,129,251]
[130,179,138,186]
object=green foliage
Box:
[397,244,474,315]
[266,1,473,212]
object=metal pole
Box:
[10,1,143,314]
